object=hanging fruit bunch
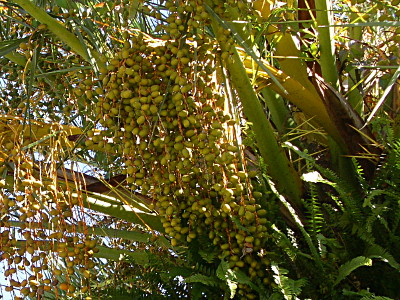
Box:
[0,119,96,299]
[77,0,272,296]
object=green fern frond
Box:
[365,200,390,233]
[285,142,365,224]
[370,140,400,232]
[216,259,230,281]
[334,256,373,287]
[271,225,303,261]
[317,166,365,223]
[374,140,400,189]
[351,157,367,189]
[304,180,324,237]
[334,244,400,288]
[187,234,218,275]
[194,262,216,277]
[271,261,307,299]
[199,249,219,264]
[360,296,395,300]
[269,187,324,270]
[363,189,387,208]
[365,244,400,270]
[216,259,263,298]
[343,289,395,300]
[185,274,220,287]
[340,217,376,245]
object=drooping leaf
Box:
[334,256,373,286]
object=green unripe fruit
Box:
[180,57,190,64]
[222,188,234,199]
[205,153,215,162]
[235,233,245,242]
[85,140,94,147]
[137,115,145,125]
[182,175,191,183]
[245,236,254,243]
[211,121,222,129]
[222,203,231,214]
[253,191,263,199]
[229,175,239,184]
[181,84,192,93]
[110,107,119,115]
[238,206,245,216]
[210,129,222,137]
[169,173,177,182]
[174,143,183,151]
[257,209,267,217]
[166,206,174,216]
[125,58,134,66]
[237,171,247,180]
[221,243,230,250]
[181,148,190,158]
[258,218,268,224]
[248,226,257,233]
[181,227,189,234]
[246,205,256,213]
[102,102,111,110]
[149,105,158,114]
[245,211,255,221]
[121,90,132,98]
[183,130,194,138]
[235,261,245,268]
[121,50,129,59]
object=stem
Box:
[83,194,164,233]
[227,48,303,207]
[347,3,364,113]
[8,221,168,246]
[261,88,292,134]
[315,0,339,89]
[208,5,303,207]
[94,245,149,264]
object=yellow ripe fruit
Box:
[44,285,52,291]
[83,270,91,279]
[19,42,28,50]
[37,24,48,30]
[68,285,76,292]
[29,280,40,287]
[59,282,69,291]
[21,287,30,296]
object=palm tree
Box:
[0,0,399,299]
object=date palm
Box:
[0,0,399,299]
